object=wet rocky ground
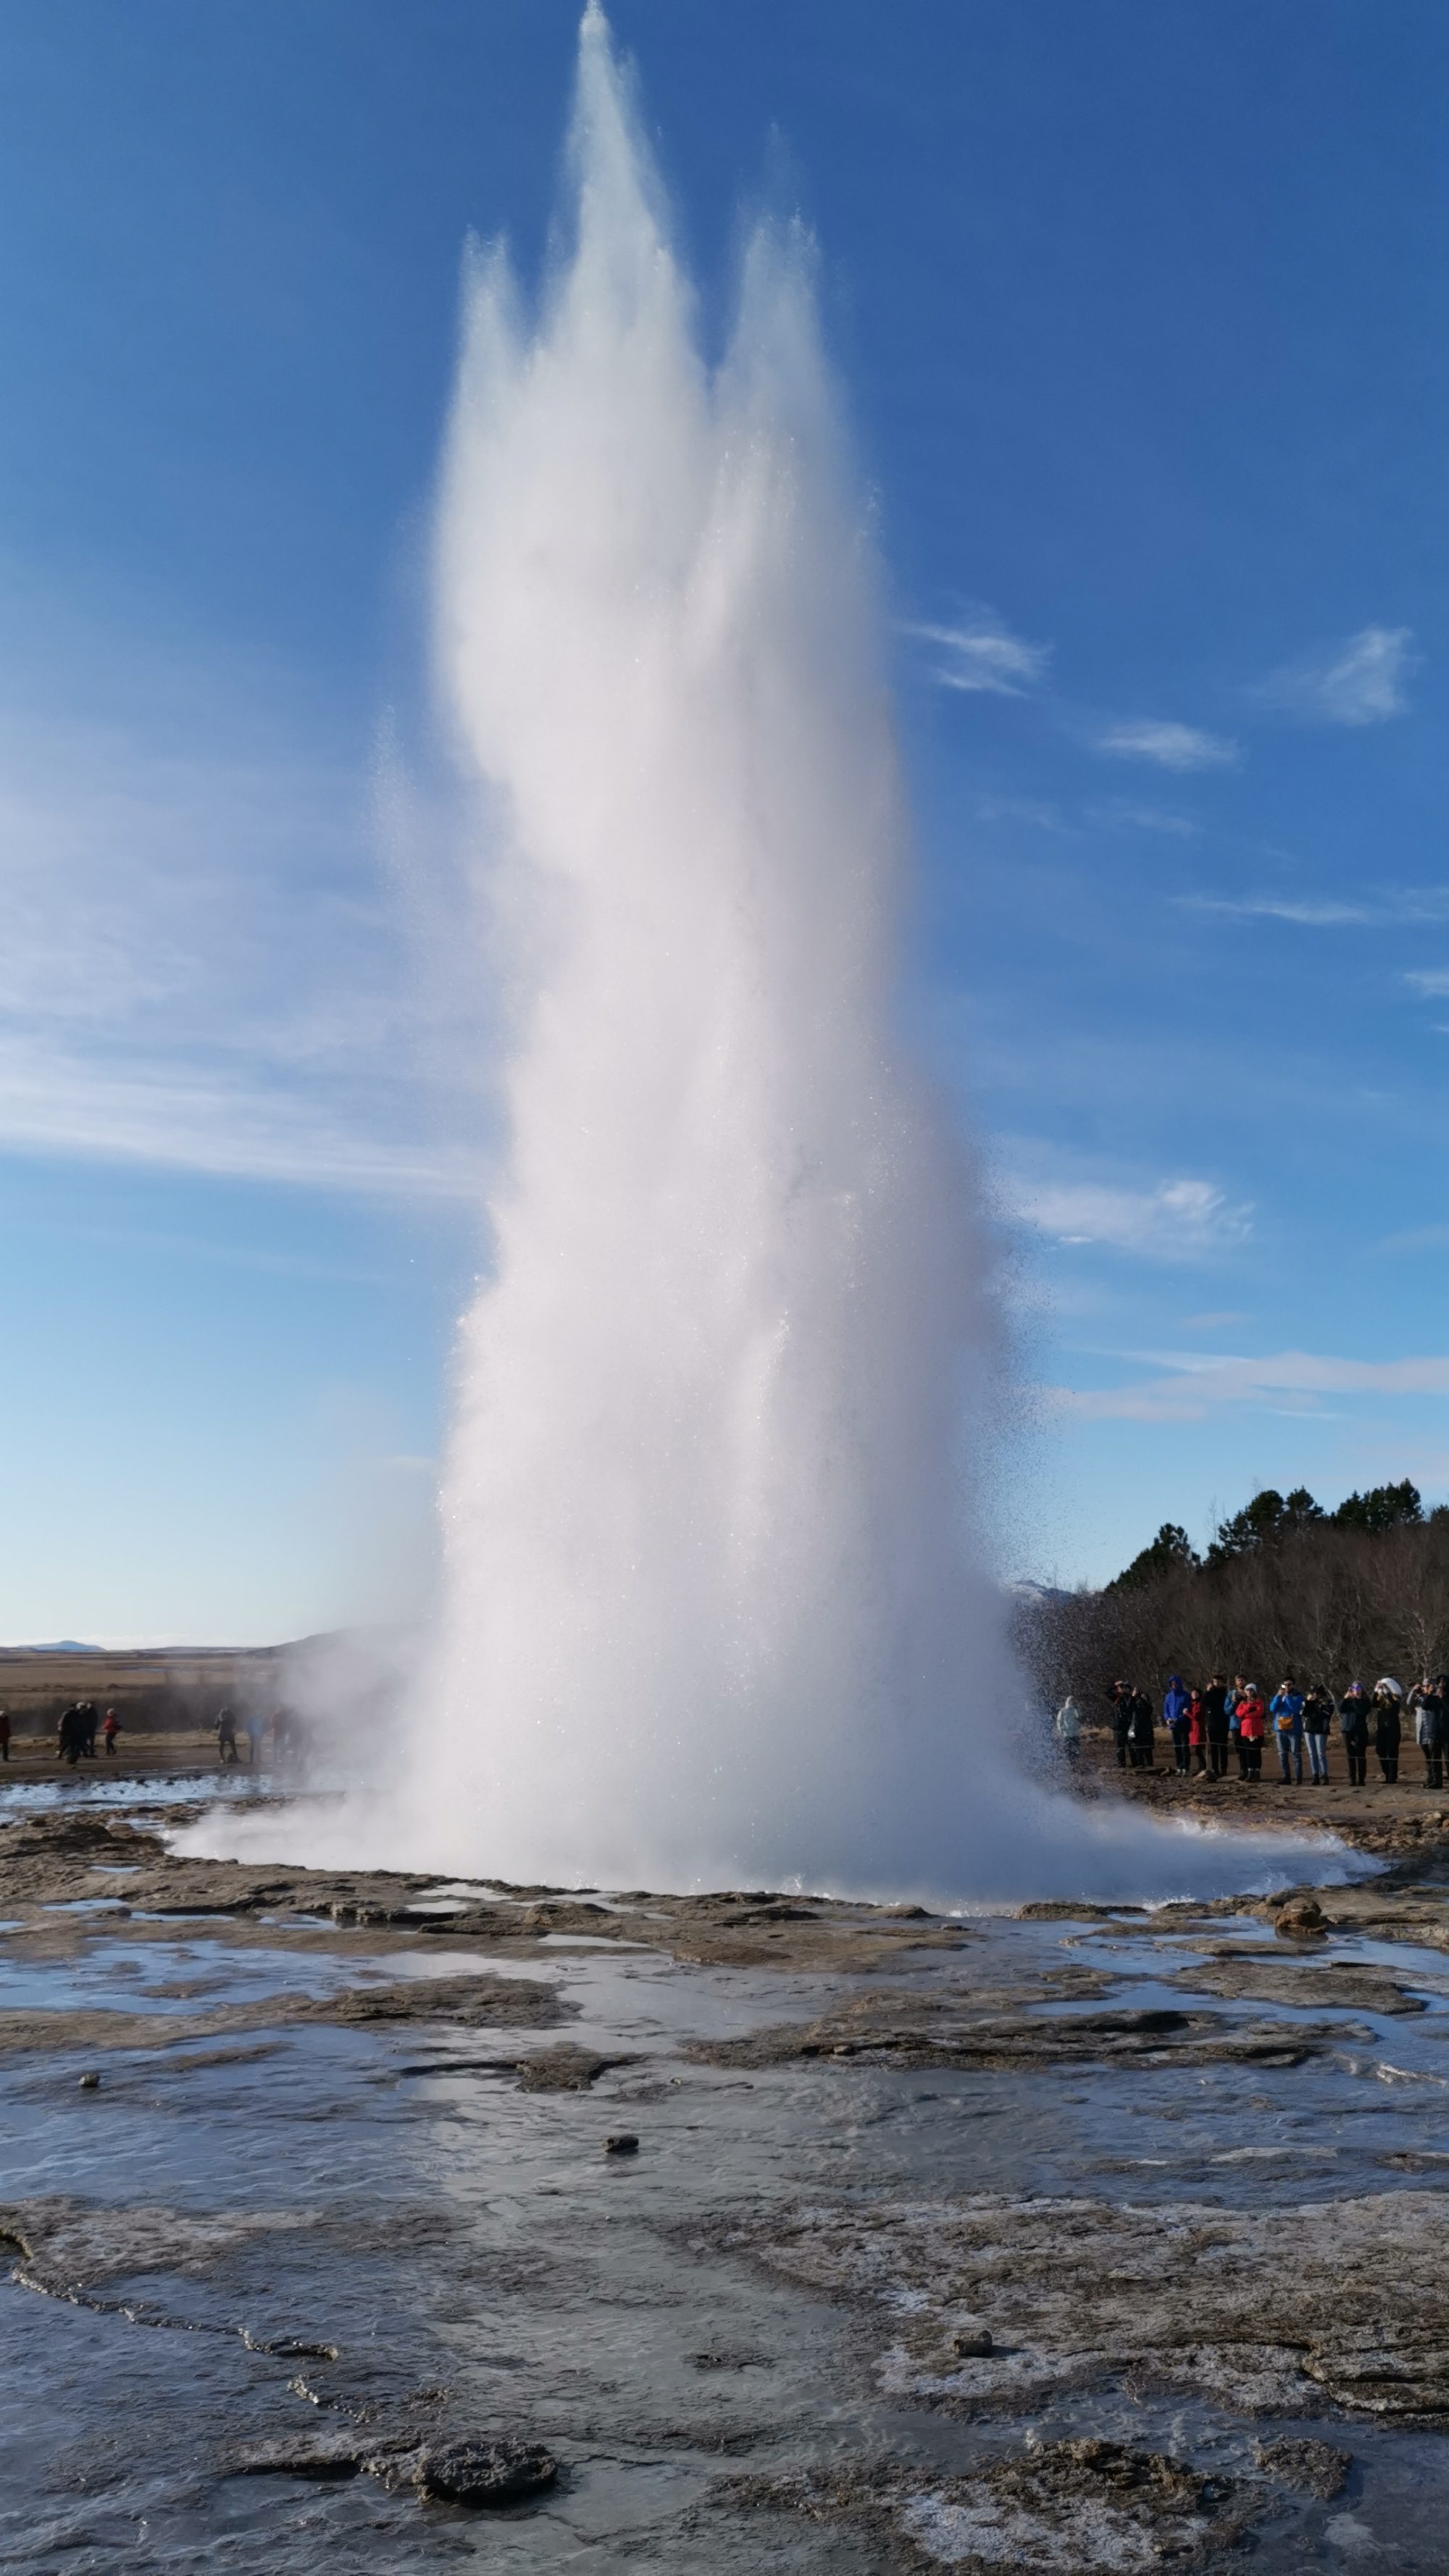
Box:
[6,1765,1449,2569]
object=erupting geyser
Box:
[185,7,1344,1902]
[419,7,1015,1892]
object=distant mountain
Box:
[12,1639,101,1653]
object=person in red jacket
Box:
[101,1708,120,1757]
[1186,1689,1207,1776]
[1236,1686,1266,1783]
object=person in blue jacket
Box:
[1269,1678,1306,1785]
[1162,1673,1193,1777]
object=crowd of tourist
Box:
[55,1702,122,1762]
[1051,1675,1449,1788]
[0,1703,117,1763]
[0,1702,298,1767]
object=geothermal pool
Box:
[7,1777,1449,2572]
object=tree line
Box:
[1017,1481,1449,1715]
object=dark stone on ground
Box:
[1254,2435,1352,2497]
[513,2045,632,2091]
[241,2329,340,2359]
[412,2437,557,2505]
[1272,1894,1329,1940]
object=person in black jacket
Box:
[1372,1682,1402,1785]
[1202,1676,1231,1778]
[1127,1686,1156,1770]
[1302,1683,1335,1786]
[1107,1682,1133,1770]
[1338,1684,1369,1787]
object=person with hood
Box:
[1235,1683,1266,1781]
[1127,1684,1156,1770]
[1372,1679,1403,1784]
[1411,1676,1445,1790]
[216,1707,239,1765]
[1269,1678,1306,1786]
[1053,1696,1082,1767]
[1203,1675,1231,1778]
[1301,1683,1335,1785]
[1339,1683,1369,1787]
[57,1703,84,1765]
[1163,1674,1193,1776]
[1186,1686,1208,1775]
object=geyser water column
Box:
[416,4,1019,1894]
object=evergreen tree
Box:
[1332,1479,1422,1535]
[1108,1522,1200,1592]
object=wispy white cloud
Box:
[1004,1174,1251,1261]
[1181,893,1372,928]
[0,649,485,1200]
[1093,719,1240,772]
[976,793,1201,838]
[1258,624,1418,727]
[1088,798,1199,836]
[1182,887,1449,931]
[1050,1350,1449,1423]
[907,610,1050,697]
[1405,969,1449,997]
[0,1038,477,1198]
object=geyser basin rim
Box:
[172,1794,1375,1907]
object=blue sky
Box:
[1,0,1446,1639]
